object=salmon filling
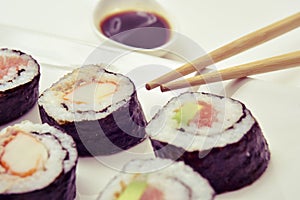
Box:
[116,181,164,200]
[63,81,118,105]
[140,186,164,200]
[173,101,217,128]
[0,56,28,79]
[0,129,48,177]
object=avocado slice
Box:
[117,181,148,200]
[173,102,202,126]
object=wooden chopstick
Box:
[145,12,300,90]
[160,50,300,92]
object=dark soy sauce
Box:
[100,11,171,49]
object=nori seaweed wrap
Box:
[0,121,78,200]
[147,92,270,194]
[98,158,215,200]
[38,65,147,156]
[0,49,40,125]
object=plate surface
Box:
[0,26,300,200]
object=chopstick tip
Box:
[160,85,170,92]
[145,82,159,90]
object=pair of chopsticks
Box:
[146,12,300,92]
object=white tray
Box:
[1,25,300,200]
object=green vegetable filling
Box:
[173,102,202,126]
[117,181,148,200]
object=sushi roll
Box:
[0,121,78,200]
[98,158,215,200]
[0,49,40,125]
[38,65,147,156]
[147,92,270,194]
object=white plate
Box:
[1,26,300,200]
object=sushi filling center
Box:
[0,129,48,177]
[63,81,118,105]
[0,56,28,79]
[116,181,164,200]
[173,101,217,128]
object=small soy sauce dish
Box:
[92,0,178,56]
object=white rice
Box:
[38,65,135,123]
[0,121,77,194]
[98,158,214,200]
[146,92,255,152]
[0,49,39,92]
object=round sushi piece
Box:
[0,48,40,125]
[38,65,147,156]
[98,158,215,200]
[0,121,78,200]
[147,92,270,194]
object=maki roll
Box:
[98,158,215,200]
[0,121,78,200]
[147,92,270,194]
[0,49,40,125]
[38,65,147,156]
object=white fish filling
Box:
[147,92,255,152]
[39,65,135,123]
[0,121,77,194]
[0,132,48,178]
[0,50,39,91]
